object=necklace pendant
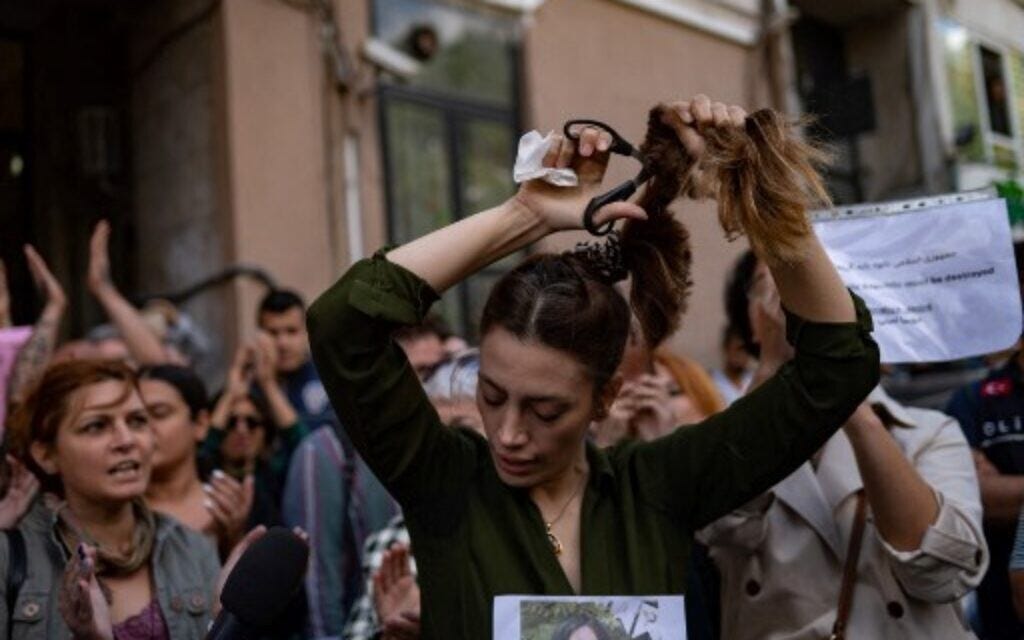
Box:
[546,523,563,555]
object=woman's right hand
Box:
[513,127,647,233]
[25,244,67,316]
[59,544,113,640]
[225,344,253,399]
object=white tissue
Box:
[513,130,579,187]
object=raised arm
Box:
[310,127,643,509]
[87,221,168,366]
[386,128,645,293]
[8,246,66,406]
[634,96,879,528]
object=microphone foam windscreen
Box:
[220,527,310,627]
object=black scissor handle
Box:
[563,119,637,158]
[583,180,639,236]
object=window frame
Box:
[970,37,1023,168]
[374,3,523,339]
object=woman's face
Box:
[32,380,154,506]
[220,397,267,467]
[477,327,604,488]
[139,379,207,476]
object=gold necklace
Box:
[543,473,587,556]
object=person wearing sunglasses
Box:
[201,341,311,529]
[306,94,879,637]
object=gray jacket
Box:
[0,500,221,640]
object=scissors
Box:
[563,119,651,236]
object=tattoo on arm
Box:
[8,316,60,405]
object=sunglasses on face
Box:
[226,414,266,432]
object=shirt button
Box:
[745,579,761,596]
[21,602,39,618]
[887,601,904,619]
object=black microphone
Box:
[206,527,309,640]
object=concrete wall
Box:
[846,7,925,200]
[524,0,763,367]
[131,0,228,381]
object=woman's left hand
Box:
[513,126,647,233]
[59,544,113,640]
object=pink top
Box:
[112,600,169,640]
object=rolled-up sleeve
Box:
[879,415,988,603]
[307,251,477,511]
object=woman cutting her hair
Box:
[307,95,879,638]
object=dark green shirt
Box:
[307,253,879,639]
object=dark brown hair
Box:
[481,105,827,394]
[7,359,139,493]
[695,109,832,265]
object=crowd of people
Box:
[0,93,1021,640]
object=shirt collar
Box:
[584,440,616,492]
[866,385,917,428]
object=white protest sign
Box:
[812,195,1021,364]
[494,595,687,639]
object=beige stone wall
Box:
[218,0,335,344]
[131,0,230,380]
[203,0,769,369]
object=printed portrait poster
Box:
[813,197,1022,363]
[493,595,686,640]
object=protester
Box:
[393,317,450,381]
[340,351,481,640]
[86,221,178,367]
[306,95,879,636]
[654,351,725,425]
[1,359,221,638]
[709,325,753,406]
[6,246,66,408]
[257,289,337,431]
[282,420,397,639]
[700,259,987,639]
[945,241,1024,640]
[139,364,253,555]
[200,342,309,529]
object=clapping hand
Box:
[203,469,255,552]
[374,544,421,640]
[59,544,113,640]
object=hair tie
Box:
[569,231,628,284]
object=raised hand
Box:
[514,126,647,233]
[86,220,114,295]
[0,455,40,529]
[226,344,254,399]
[373,544,421,640]
[624,373,678,441]
[0,260,9,328]
[59,544,113,640]
[203,470,255,552]
[252,332,278,387]
[25,244,67,317]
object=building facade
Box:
[2,0,1022,378]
